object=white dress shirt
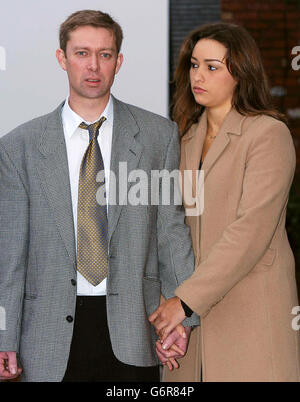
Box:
[61,95,113,295]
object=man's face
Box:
[56,25,123,102]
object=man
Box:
[0,10,198,382]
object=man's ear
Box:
[115,53,123,75]
[56,48,67,71]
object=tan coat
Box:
[163,108,300,382]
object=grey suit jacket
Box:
[0,96,198,381]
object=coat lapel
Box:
[184,108,247,185]
[181,112,207,262]
[181,107,246,264]
[183,110,207,198]
[108,96,143,244]
[201,108,246,180]
[36,102,76,269]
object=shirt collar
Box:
[61,94,113,139]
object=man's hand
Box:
[149,296,186,341]
[0,351,22,380]
[156,325,191,371]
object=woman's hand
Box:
[148,296,186,341]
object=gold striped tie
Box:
[77,117,108,286]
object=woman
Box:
[149,23,300,382]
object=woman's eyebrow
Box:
[205,58,225,64]
[191,55,225,64]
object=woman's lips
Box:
[193,86,207,93]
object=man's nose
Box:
[88,54,99,71]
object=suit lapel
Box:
[35,98,144,264]
[108,96,143,243]
[36,102,76,269]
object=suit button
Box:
[71,279,76,286]
[66,315,73,323]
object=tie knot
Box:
[79,116,106,141]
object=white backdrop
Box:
[0,0,169,137]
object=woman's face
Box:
[189,39,237,110]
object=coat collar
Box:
[37,95,140,156]
[183,107,247,142]
[183,107,247,183]
[37,101,66,157]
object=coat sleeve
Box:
[175,119,296,317]
[157,122,199,327]
[0,140,29,351]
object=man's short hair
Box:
[59,9,123,54]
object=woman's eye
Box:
[208,65,217,71]
[191,62,198,68]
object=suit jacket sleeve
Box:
[175,119,296,317]
[0,140,29,351]
[157,123,199,327]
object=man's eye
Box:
[101,53,111,59]
[77,51,87,56]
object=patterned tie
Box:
[77,117,108,286]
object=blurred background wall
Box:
[0,0,169,137]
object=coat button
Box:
[71,279,76,286]
[66,315,73,323]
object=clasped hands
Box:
[0,296,191,379]
[148,296,191,371]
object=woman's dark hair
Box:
[172,22,286,135]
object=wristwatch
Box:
[180,299,193,318]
